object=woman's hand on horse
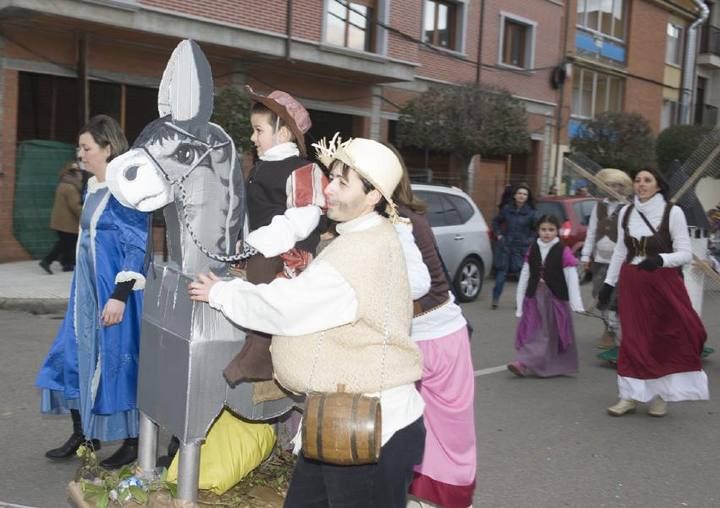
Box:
[189,272,220,302]
[102,299,126,326]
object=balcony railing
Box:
[700,25,720,57]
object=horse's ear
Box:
[158,40,214,124]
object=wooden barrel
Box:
[302,391,381,465]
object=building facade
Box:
[0,0,707,261]
[697,0,720,128]
[557,1,706,179]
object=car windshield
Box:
[535,201,568,221]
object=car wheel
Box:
[453,257,484,302]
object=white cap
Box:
[314,134,402,221]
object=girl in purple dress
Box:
[508,215,585,377]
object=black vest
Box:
[246,156,321,254]
[596,201,621,243]
[526,242,569,301]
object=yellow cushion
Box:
[167,408,276,495]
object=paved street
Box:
[1,280,719,507]
[470,284,720,508]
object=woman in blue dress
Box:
[36,115,149,469]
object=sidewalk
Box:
[0,260,72,314]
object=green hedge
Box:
[13,140,76,258]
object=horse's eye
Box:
[173,143,197,165]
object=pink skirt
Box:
[409,326,476,508]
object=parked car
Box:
[411,184,493,302]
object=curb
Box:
[0,298,68,315]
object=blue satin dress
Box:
[36,178,149,442]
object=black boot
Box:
[39,259,53,274]
[45,410,100,460]
[156,435,180,469]
[45,433,101,460]
[100,437,138,469]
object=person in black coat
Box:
[491,184,536,309]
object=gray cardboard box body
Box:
[138,264,293,443]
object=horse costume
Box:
[107,40,295,501]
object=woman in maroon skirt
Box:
[599,168,708,417]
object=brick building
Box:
[559,0,708,188]
[0,0,707,261]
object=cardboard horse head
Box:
[107,40,293,499]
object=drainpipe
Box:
[285,0,293,61]
[475,0,485,84]
[679,1,709,124]
[77,32,89,126]
[552,0,572,190]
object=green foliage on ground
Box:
[76,443,294,507]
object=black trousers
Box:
[284,417,425,508]
[43,231,78,269]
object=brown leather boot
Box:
[223,333,274,385]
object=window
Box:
[415,191,468,227]
[577,0,625,40]
[446,195,474,224]
[17,72,157,145]
[90,81,121,122]
[661,99,679,129]
[17,73,79,143]
[666,23,683,66]
[423,0,458,49]
[441,196,463,226]
[500,14,535,69]
[326,0,375,52]
[571,68,623,119]
[695,76,707,126]
[417,191,448,227]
